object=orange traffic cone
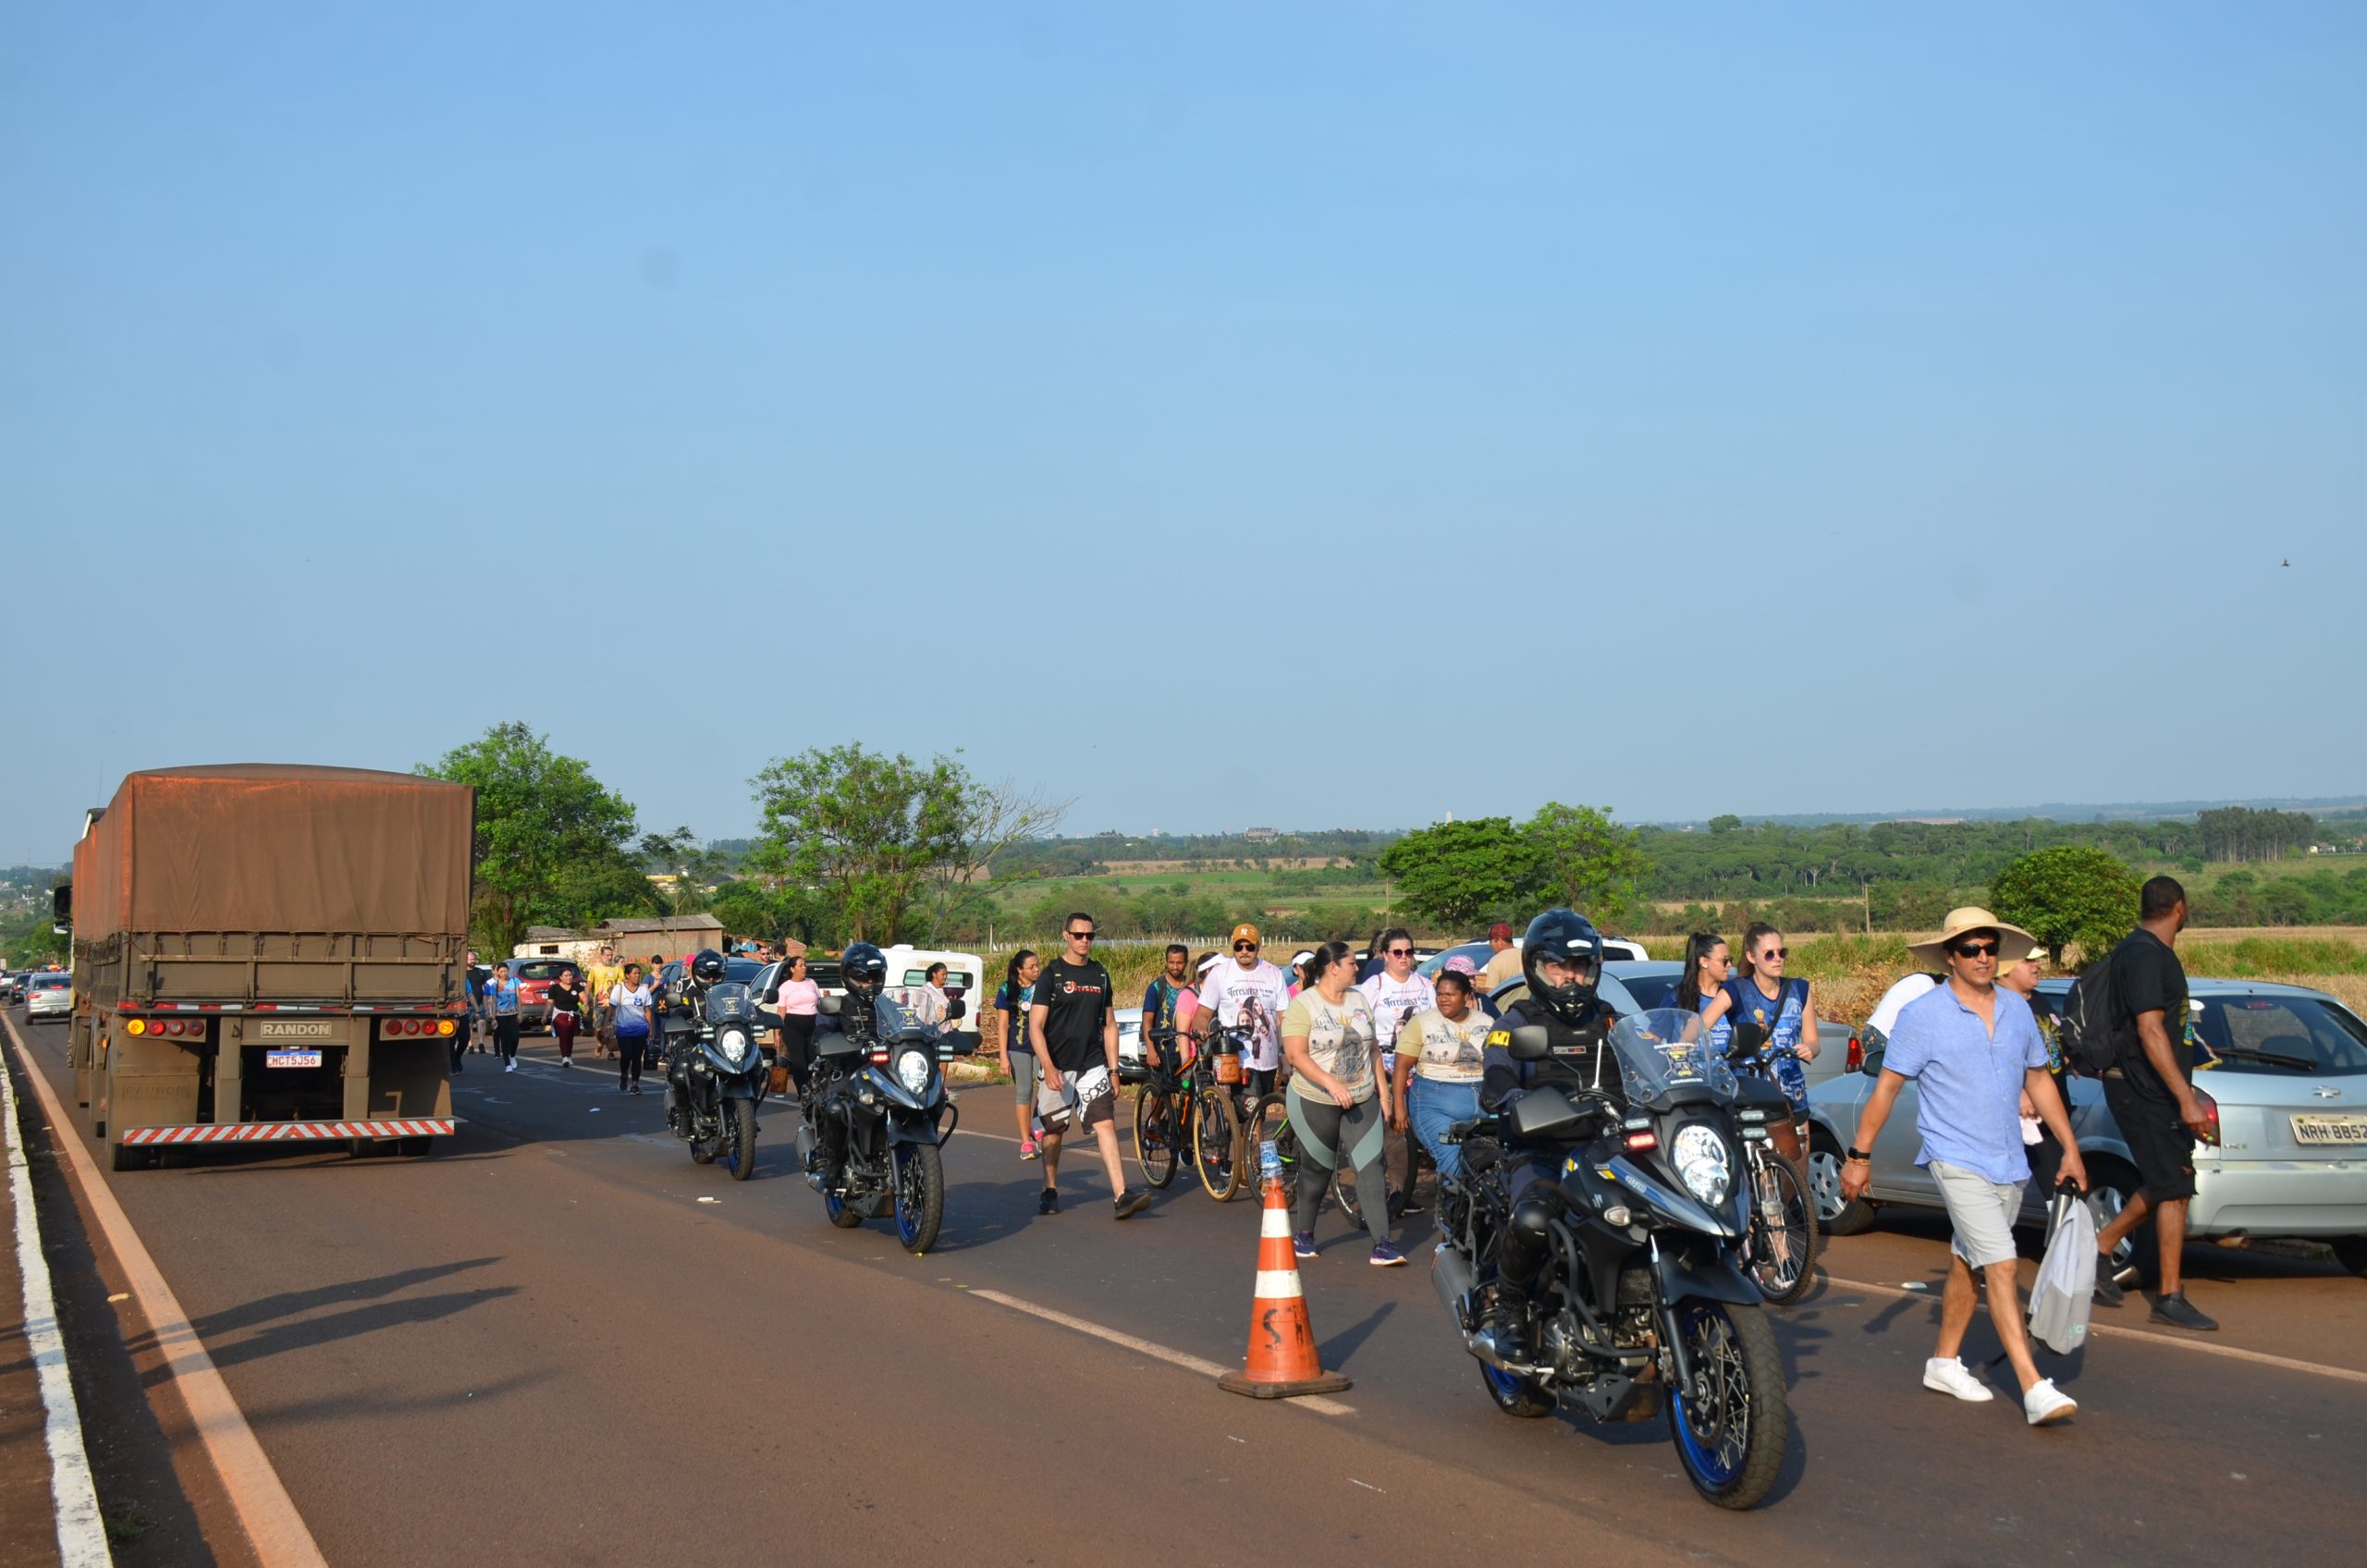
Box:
[1218,1155,1352,1400]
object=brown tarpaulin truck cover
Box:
[72,765,473,938]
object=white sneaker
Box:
[504,1061,515,1073]
[2023,1378,2077,1426]
[1923,1356,1995,1402]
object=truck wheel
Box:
[397,1136,435,1158]
[110,1141,155,1172]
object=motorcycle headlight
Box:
[1671,1123,1733,1207]
[895,1047,932,1096]
[716,1026,750,1066]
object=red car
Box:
[509,958,581,1034]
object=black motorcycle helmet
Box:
[840,942,888,997]
[690,949,728,985]
[1520,909,1604,1024]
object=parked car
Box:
[0,972,22,1003]
[508,957,578,1033]
[1417,933,1650,985]
[1803,978,2367,1280]
[25,972,73,1021]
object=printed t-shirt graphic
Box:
[1199,960,1291,1072]
[1281,988,1379,1106]
[1406,1007,1491,1083]
[1036,957,1115,1076]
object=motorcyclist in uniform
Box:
[806,943,905,1171]
[1472,909,1625,1366]
[662,949,731,1133]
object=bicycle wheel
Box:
[1745,1150,1820,1305]
[1245,1092,1296,1176]
[1193,1087,1245,1201]
[1133,1087,1181,1188]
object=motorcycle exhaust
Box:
[1430,1243,1476,1317]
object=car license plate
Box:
[264,1049,323,1069]
[2290,1113,2367,1145]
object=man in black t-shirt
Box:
[1027,913,1151,1219]
[2093,876,2217,1330]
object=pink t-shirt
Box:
[776,978,821,1016]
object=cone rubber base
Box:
[1218,1369,1352,1400]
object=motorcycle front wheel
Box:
[1666,1300,1788,1510]
[892,1142,945,1254]
[724,1098,757,1182]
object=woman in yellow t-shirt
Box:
[1281,941,1401,1267]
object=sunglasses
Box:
[1385,947,1414,958]
[1233,941,1258,952]
[1760,947,1789,960]
[1951,940,2000,958]
[1066,929,1097,941]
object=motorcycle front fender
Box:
[720,1072,767,1101]
[886,1096,954,1146]
[1651,1235,1762,1307]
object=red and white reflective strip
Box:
[118,1119,457,1146]
[118,1002,466,1014]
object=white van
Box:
[880,946,985,1043]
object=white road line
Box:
[4,1016,328,1568]
[5,1033,111,1566]
[965,1287,1355,1416]
[1822,1274,2367,1387]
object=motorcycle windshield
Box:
[1609,1008,1738,1103]
[704,982,758,1024]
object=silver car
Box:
[24,972,73,1021]
[1804,978,2367,1279]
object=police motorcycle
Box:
[1430,1006,1794,1510]
[659,949,774,1181]
[797,943,969,1256]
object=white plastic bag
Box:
[2028,1190,2097,1355]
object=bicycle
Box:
[1245,1084,1404,1230]
[1130,1024,1254,1200]
[1730,1040,1819,1305]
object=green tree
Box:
[1709,814,1743,835]
[1378,817,1533,929]
[420,722,644,951]
[1519,802,1649,924]
[1990,846,2140,966]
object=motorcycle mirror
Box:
[817,994,842,1016]
[1506,1024,1552,1061]
[946,997,967,1021]
[1731,1021,1767,1059]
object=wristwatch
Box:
[1846,1146,1872,1163]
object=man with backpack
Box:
[2082,876,2217,1330]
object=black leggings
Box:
[617,1033,648,1087]
[495,1015,521,1061]
[779,1014,817,1094]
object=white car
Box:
[24,973,73,1020]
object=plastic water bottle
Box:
[1259,1139,1282,1182]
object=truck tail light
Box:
[436,1019,456,1036]
[127,1018,146,1035]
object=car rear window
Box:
[512,961,573,981]
[31,975,68,990]
[1619,974,1681,1011]
[2194,997,2367,1076]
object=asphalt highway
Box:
[12,1014,2365,1567]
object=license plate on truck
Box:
[2290,1113,2367,1145]
[264,1048,323,1069]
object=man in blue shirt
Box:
[1842,907,2088,1427]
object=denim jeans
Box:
[1408,1077,1480,1182]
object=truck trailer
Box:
[57,764,474,1169]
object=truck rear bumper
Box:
[120,1119,457,1146]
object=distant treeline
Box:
[1000,829,1401,878]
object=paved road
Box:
[11,1014,2365,1566]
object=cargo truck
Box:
[55,764,474,1170]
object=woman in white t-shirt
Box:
[1280,941,1400,1267]
[1392,965,1494,1182]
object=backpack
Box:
[2058,953,2121,1078]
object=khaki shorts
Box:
[1930,1159,2025,1269]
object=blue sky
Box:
[4,3,2361,861]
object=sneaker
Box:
[1113,1188,1151,1219]
[1922,1356,1995,1403]
[2092,1266,2125,1307]
[2151,1292,2218,1331]
[1399,1197,1426,1216]
[1293,1231,1318,1259]
[504,1061,515,1073]
[1037,1188,1060,1216]
[1020,1140,1039,1161]
[2023,1378,2078,1426]
[1368,1241,1406,1268]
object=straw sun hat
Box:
[1907,906,2041,969]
